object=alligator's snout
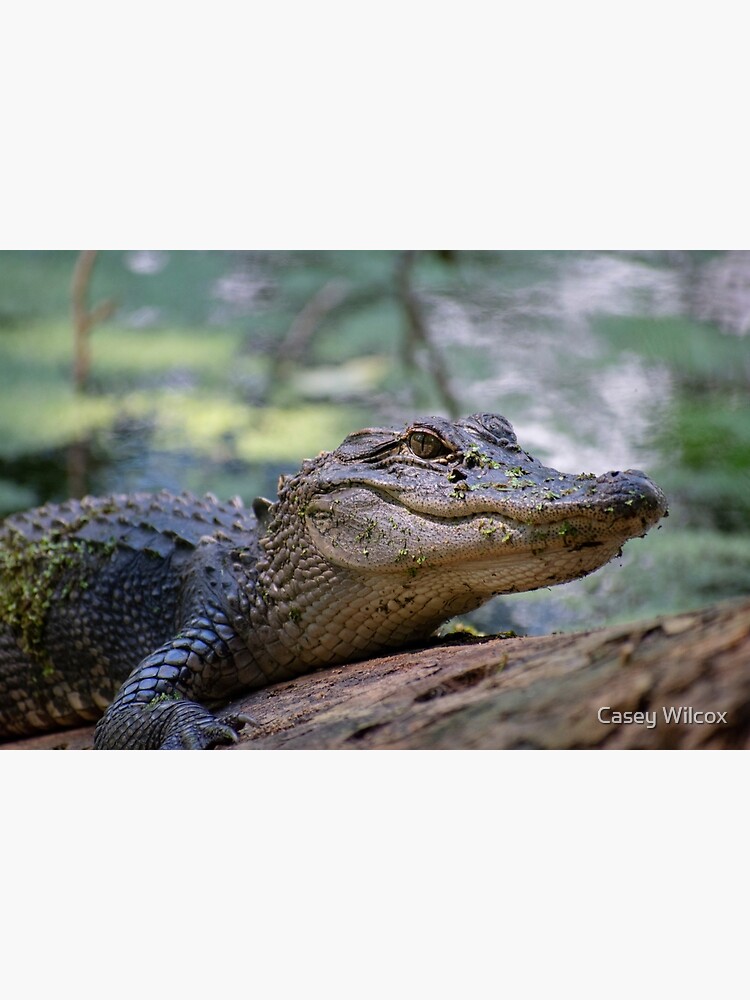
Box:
[593,469,668,522]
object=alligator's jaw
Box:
[304,479,665,582]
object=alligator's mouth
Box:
[372,470,668,529]
[305,474,667,584]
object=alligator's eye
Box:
[408,430,447,459]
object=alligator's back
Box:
[0,490,257,739]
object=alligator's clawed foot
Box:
[160,713,242,750]
[160,708,261,748]
[95,698,251,749]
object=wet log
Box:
[4,596,749,750]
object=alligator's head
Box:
[255,413,667,661]
[296,412,666,587]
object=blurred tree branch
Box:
[270,278,349,387]
[395,251,459,417]
[71,250,116,392]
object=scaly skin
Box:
[0,413,667,749]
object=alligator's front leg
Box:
[94,617,246,750]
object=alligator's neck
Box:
[248,530,447,673]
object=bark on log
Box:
[4,596,750,750]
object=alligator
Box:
[0,413,667,749]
